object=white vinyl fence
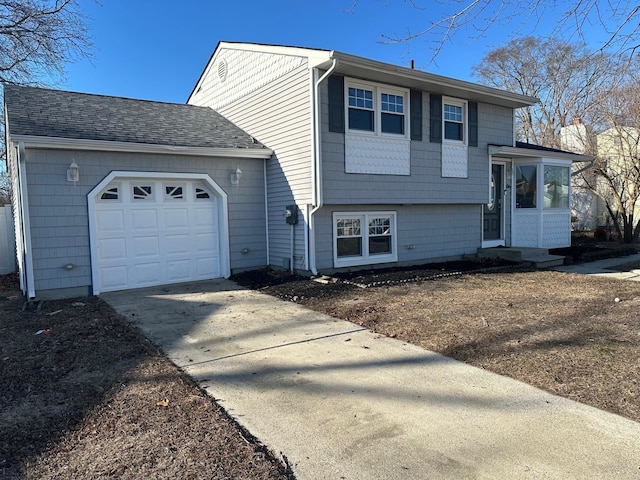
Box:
[0,205,16,274]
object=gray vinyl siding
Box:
[192,54,313,270]
[196,62,313,203]
[313,204,481,271]
[22,148,266,297]
[320,83,515,205]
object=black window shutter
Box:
[429,94,442,143]
[468,101,478,147]
[328,75,345,133]
[410,90,422,141]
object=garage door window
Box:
[164,185,185,201]
[100,186,120,201]
[132,185,153,200]
[195,186,211,200]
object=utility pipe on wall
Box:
[309,57,338,275]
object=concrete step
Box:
[478,247,565,268]
[521,253,566,268]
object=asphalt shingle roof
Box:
[3,85,268,151]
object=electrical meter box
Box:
[285,205,298,225]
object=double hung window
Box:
[334,212,397,267]
[443,98,466,143]
[347,80,408,137]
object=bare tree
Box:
[474,36,640,242]
[0,0,90,86]
[0,171,10,205]
[473,37,620,148]
[0,0,91,192]
[348,0,640,66]
[578,82,640,242]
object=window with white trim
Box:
[346,80,408,137]
[443,98,467,143]
[334,212,398,267]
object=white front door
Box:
[94,178,221,292]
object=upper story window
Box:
[381,93,405,135]
[443,98,467,143]
[348,86,374,132]
[346,79,408,137]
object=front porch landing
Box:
[478,247,565,268]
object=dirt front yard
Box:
[2,253,639,478]
[233,263,640,424]
[0,274,293,480]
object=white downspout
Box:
[263,158,270,267]
[309,58,338,275]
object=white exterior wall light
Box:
[67,160,80,184]
[230,166,242,186]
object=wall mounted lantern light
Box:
[67,160,80,184]
[230,166,242,186]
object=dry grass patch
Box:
[250,269,640,423]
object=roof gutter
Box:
[309,56,337,276]
[330,51,538,109]
[488,145,594,163]
[10,135,274,159]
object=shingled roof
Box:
[3,85,268,151]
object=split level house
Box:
[4,42,592,299]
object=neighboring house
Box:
[561,120,640,233]
[188,42,591,273]
[4,42,592,299]
[596,125,640,231]
[4,86,273,299]
[560,119,602,231]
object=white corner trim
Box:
[88,171,230,295]
[11,135,273,159]
[17,142,36,299]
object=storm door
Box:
[483,164,503,241]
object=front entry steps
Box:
[478,247,565,268]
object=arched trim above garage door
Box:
[88,171,229,295]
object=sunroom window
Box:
[515,165,537,208]
[334,212,397,267]
[544,165,570,208]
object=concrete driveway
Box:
[102,279,640,480]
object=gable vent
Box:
[217,58,228,82]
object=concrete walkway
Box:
[553,252,640,280]
[103,278,640,480]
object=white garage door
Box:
[94,178,221,292]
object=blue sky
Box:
[62,0,605,104]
